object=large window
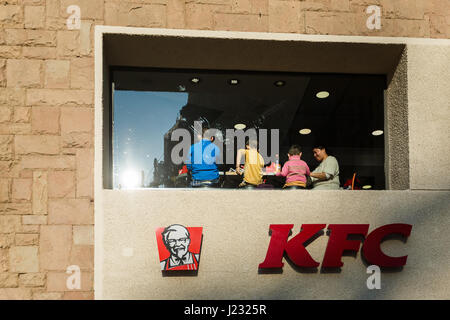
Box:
[111,67,386,190]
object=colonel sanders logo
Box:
[156,224,202,271]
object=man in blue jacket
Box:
[185,126,220,188]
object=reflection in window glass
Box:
[113,91,188,188]
[112,68,386,190]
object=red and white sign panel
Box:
[156,225,203,271]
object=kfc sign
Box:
[155,223,412,272]
[259,224,412,269]
[156,224,203,271]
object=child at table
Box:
[276,145,310,188]
[236,139,265,187]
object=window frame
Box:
[95,27,409,191]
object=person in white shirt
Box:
[310,145,340,190]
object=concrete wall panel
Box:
[407,44,450,190]
[98,189,450,299]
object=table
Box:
[175,171,284,188]
[219,171,284,188]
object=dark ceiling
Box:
[113,67,385,148]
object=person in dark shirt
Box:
[185,126,220,188]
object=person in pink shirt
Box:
[276,145,310,189]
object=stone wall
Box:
[0,0,448,300]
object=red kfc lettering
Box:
[322,224,369,268]
[258,224,326,269]
[362,223,412,267]
[259,223,412,270]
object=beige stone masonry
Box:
[73,225,93,245]
[48,198,93,224]
[9,246,39,272]
[167,0,186,29]
[16,225,39,234]
[15,135,60,155]
[70,58,93,89]
[62,291,94,300]
[22,215,47,225]
[0,123,31,135]
[0,178,9,203]
[5,29,57,47]
[231,0,252,14]
[12,178,32,201]
[104,2,166,27]
[20,155,76,169]
[47,270,93,291]
[0,272,18,288]
[186,2,231,29]
[62,132,92,149]
[45,60,70,89]
[0,58,5,87]
[0,203,32,215]
[0,234,14,248]
[0,248,8,272]
[6,59,42,88]
[39,225,72,270]
[0,135,13,160]
[13,107,31,123]
[79,21,92,55]
[24,6,45,29]
[0,107,12,124]
[56,31,80,57]
[75,148,93,198]
[32,171,47,215]
[31,106,60,134]
[0,215,21,233]
[26,89,93,106]
[32,291,63,300]
[214,12,268,32]
[0,88,25,106]
[18,273,46,287]
[0,46,22,59]
[0,288,32,300]
[429,14,450,38]
[0,5,23,28]
[0,161,22,180]
[60,0,104,20]
[60,107,93,133]
[48,170,75,198]
[69,244,93,270]
[268,1,304,33]
[15,233,39,246]
[46,0,60,18]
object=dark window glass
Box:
[111,68,386,190]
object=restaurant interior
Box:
[111,67,386,190]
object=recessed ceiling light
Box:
[372,130,383,136]
[178,85,186,91]
[274,80,285,87]
[229,79,239,85]
[234,123,246,130]
[362,185,372,189]
[299,128,311,135]
[316,91,329,99]
[190,77,200,84]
